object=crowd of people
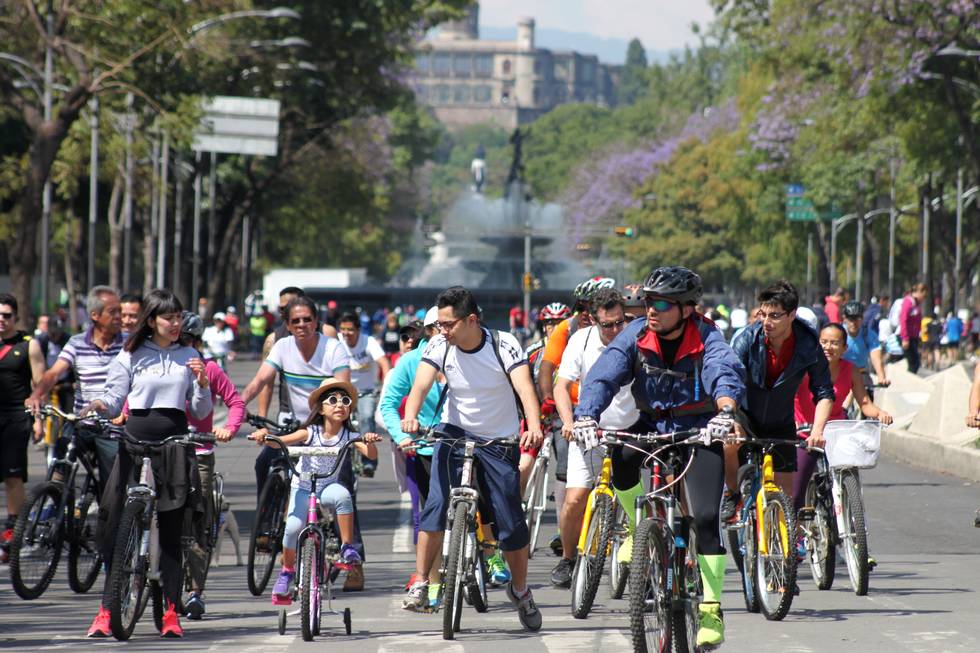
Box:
[2,270,980,646]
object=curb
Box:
[881,428,980,482]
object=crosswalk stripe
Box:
[392,491,414,553]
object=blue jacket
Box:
[379,339,442,455]
[575,315,745,433]
[731,319,834,428]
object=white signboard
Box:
[193,96,281,156]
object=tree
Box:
[618,38,649,105]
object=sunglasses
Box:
[290,316,314,325]
[598,318,627,329]
[0,312,13,320]
[645,298,676,312]
[322,394,352,407]
[400,333,415,342]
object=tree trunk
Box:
[106,174,124,290]
[64,208,80,332]
[866,225,882,298]
[141,207,155,294]
[205,206,247,316]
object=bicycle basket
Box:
[824,420,881,469]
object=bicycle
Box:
[795,429,836,592]
[9,405,115,600]
[180,450,231,611]
[725,432,799,621]
[246,413,300,596]
[569,437,628,618]
[261,434,354,641]
[608,426,720,653]
[106,429,216,640]
[522,422,554,559]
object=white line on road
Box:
[392,491,414,553]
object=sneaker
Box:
[617,534,633,565]
[695,602,724,647]
[505,583,542,632]
[549,534,563,557]
[361,462,376,478]
[402,579,429,612]
[343,564,364,592]
[868,555,877,571]
[427,582,441,610]
[487,550,511,586]
[405,572,424,592]
[339,543,362,567]
[721,490,740,523]
[550,557,574,588]
[86,606,111,638]
[184,592,206,620]
[272,570,294,604]
[160,602,183,638]
[0,527,12,563]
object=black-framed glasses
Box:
[758,310,787,322]
[322,395,352,407]
[290,316,314,325]
[399,333,415,342]
[435,318,462,331]
[645,298,676,312]
[598,318,627,329]
[0,312,13,320]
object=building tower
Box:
[515,17,536,107]
[437,3,479,40]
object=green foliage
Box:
[618,38,649,105]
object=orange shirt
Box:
[543,317,579,404]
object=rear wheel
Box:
[248,473,286,596]
[840,471,869,596]
[300,536,320,642]
[628,518,671,653]
[150,580,165,633]
[571,493,613,618]
[524,458,548,558]
[756,490,797,621]
[68,479,102,593]
[9,481,64,600]
[671,522,702,653]
[804,477,836,591]
[442,502,469,640]
[108,500,149,641]
[465,540,489,613]
[608,506,630,599]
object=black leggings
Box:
[611,441,726,555]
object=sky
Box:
[478,0,716,53]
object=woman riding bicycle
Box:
[252,377,380,605]
[84,289,213,639]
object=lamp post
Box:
[855,208,892,302]
[830,212,859,291]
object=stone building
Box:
[411,3,619,130]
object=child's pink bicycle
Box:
[264,434,356,641]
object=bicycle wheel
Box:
[108,500,149,641]
[731,467,759,613]
[442,502,469,640]
[840,470,869,596]
[465,539,489,613]
[755,490,797,621]
[10,481,64,600]
[804,477,836,591]
[68,479,102,594]
[300,535,319,642]
[671,522,702,653]
[524,458,548,558]
[571,493,613,619]
[608,505,630,600]
[248,473,286,595]
[629,517,671,653]
[150,580,164,632]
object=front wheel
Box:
[442,502,469,640]
[840,471,869,596]
[524,457,548,558]
[571,493,613,619]
[628,518,671,653]
[756,490,798,621]
[248,473,286,596]
[608,506,630,600]
[671,522,702,653]
[108,500,149,641]
[68,481,102,593]
[804,477,836,591]
[300,536,321,642]
[9,481,65,600]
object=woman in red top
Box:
[792,323,892,510]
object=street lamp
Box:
[855,208,892,302]
[830,213,859,291]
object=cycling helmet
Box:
[572,276,616,300]
[181,310,205,339]
[621,284,645,308]
[540,302,572,321]
[642,266,702,305]
[842,300,864,320]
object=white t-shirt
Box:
[557,326,639,429]
[265,334,351,421]
[340,333,386,393]
[421,328,527,439]
[730,308,748,329]
[202,325,235,357]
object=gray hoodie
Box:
[102,340,213,419]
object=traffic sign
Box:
[786,195,817,221]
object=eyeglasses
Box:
[435,318,462,332]
[399,333,415,342]
[818,339,843,347]
[598,318,627,329]
[322,394,352,407]
[645,298,676,312]
[0,312,13,320]
[290,316,314,325]
[758,310,787,322]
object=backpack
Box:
[888,298,902,329]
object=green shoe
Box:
[696,602,725,648]
[487,551,511,586]
[617,534,633,565]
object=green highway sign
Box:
[786,195,817,221]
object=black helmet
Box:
[642,266,702,305]
[621,284,645,308]
[180,310,205,339]
[842,300,864,320]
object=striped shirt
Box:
[264,334,350,422]
[58,329,125,413]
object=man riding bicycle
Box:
[841,300,889,393]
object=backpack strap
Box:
[490,329,525,421]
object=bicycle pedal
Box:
[797,508,815,521]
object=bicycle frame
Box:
[754,450,787,557]
[131,454,162,584]
[576,451,615,556]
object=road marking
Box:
[392,491,413,553]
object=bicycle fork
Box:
[134,456,160,582]
[577,456,614,555]
[756,454,788,557]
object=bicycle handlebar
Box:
[27,404,115,433]
[246,412,301,435]
[260,434,362,479]
[407,431,522,451]
[124,431,217,447]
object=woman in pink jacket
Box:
[899,283,927,374]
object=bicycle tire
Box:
[804,477,836,591]
[108,500,148,640]
[68,481,102,594]
[733,467,759,613]
[571,493,613,619]
[671,521,701,653]
[300,535,319,642]
[628,517,671,653]
[466,541,489,613]
[609,505,630,599]
[150,580,165,633]
[524,457,547,558]
[442,502,469,640]
[248,473,286,595]
[9,481,64,600]
[840,470,869,596]
[755,489,797,621]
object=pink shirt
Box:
[188,360,246,452]
[899,294,922,342]
[794,359,854,427]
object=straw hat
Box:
[307,377,358,414]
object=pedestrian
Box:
[202,312,236,369]
[899,283,927,374]
[249,309,268,356]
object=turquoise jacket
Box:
[380,339,442,456]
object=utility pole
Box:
[87,93,98,289]
[40,8,53,314]
[955,167,963,311]
[206,151,217,285]
[888,158,897,301]
[156,131,170,287]
[921,184,930,282]
[192,151,202,307]
[855,214,864,302]
[173,156,185,297]
[122,94,134,292]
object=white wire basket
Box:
[823,420,881,469]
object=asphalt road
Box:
[2,358,979,652]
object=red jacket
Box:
[899,294,922,342]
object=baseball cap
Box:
[423,306,439,327]
[213,312,227,322]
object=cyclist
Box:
[551,288,638,588]
[337,312,392,478]
[572,266,745,648]
[253,378,381,605]
[841,300,889,393]
[202,312,235,369]
[621,284,646,322]
[85,289,213,638]
[400,286,544,632]
[179,311,246,620]
[119,293,142,337]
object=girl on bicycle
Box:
[252,377,381,604]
